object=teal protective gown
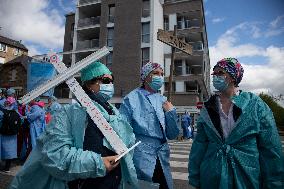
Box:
[188,92,284,189]
[9,102,138,189]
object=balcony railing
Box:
[78,17,100,28]
[76,39,99,50]
[79,0,101,6]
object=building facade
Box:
[163,0,210,115]
[0,35,28,64]
[0,55,32,97]
[62,0,210,117]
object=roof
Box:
[1,55,32,70]
[65,12,75,17]
[0,35,28,51]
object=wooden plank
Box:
[157,29,192,55]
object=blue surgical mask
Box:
[99,84,114,101]
[149,75,164,91]
[213,75,228,91]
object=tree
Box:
[259,93,284,130]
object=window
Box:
[177,16,183,29]
[142,22,150,43]
[185,61,191,74]
[174,60,182,76]
[106,52,113,67]
[185,81,198,92]
[141,48,150,66]
[164,17,169,31]
[71,23,75,39]
[14,48,20,56]
[109,4,115,23]
[164,82,176,92]
[107,28,114,47]
[142,0,150,18]
[54,83,70,98]
[10,69,17,81]
[0,43,6,52]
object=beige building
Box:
[0,35,28,64]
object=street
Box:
[169,139,194,189]
[0,137,284,189]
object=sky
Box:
[0,0,284,101]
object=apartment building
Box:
[0,35,28,64]
[163,0,210,115]
[62,0,210,116]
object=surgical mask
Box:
[149,75,164,91]
[213,75,229,91]
[98,84,114,101]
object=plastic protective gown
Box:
[26,104,46,148]
[188,92,284,189]
[46,101,62,114]
[9,102,138,189]
[119,88,179,189]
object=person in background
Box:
[0,97,18,173]
[6,88,18,110]
[46,96,62,114]
[0,89,6,109]
[188,58,284,189]
[119,61,179,189]
[26,98,46,149]
[45,96,62,125]
[17,101,31,161]
[181,111,192,140]
[9,61,138,189]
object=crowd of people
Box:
[0,58,283,189]
[0,89,62,172]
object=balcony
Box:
[177,19,200,29]
[78,17,100,28]
[192,41,203,51]
[185,19,200,28]
[79,0,101,6]
[76,39,99,51]
[142,9,150,18]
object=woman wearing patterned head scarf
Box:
[188,58,284,189]
[119,61,179,189]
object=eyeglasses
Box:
[212,70,226,76]
[100,77,113,84]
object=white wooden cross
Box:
[20,46,140,162]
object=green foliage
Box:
[259,93,284,130]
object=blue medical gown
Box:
[10,102,138,189]
[0,97,6,109]
[26,104,46,148]
[188,92,284,189]
[0,103,19,160]
[119,88,179,189]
